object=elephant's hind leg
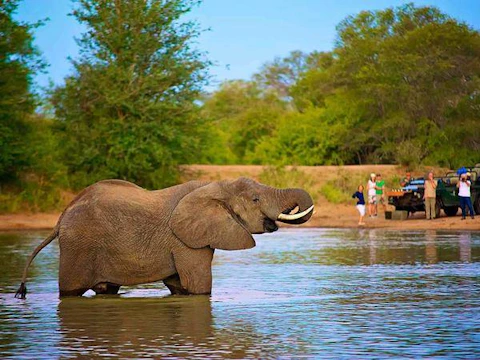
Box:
[163,274,189,295]
[93,282,121,295]
[59,252,92,297]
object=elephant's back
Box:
[59,179,209,228]
[94,179,144,189]
[58,179,211,237]
[58,180,156,236]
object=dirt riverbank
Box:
[0,165,478,231]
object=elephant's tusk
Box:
[277,205,314,221]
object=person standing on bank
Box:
[457,173,475,220]
[367,173,377,217]
[352,185,366,226]
[401,171,412,187]
[376,174,386,213]
[424,171,437,220]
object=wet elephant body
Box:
[16,177,314,298]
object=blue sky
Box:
[16,0,480,90]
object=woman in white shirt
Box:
[457,173,474,220]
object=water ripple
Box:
[1,229,479,358]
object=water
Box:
[1,228,479,358]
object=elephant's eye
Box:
[253,196,260,203]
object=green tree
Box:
[51,0,210,189]
[253,50,309,100]
[0,0,44,182]
[200,80,286,164]
[330,3,480,166]
[252,108,333,166]
[289,51,334,112]
[253,50,332,106]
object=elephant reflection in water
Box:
[57,297,213,357]
[57,297,262,358]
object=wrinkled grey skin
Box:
[15,177,313,298]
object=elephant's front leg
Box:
[171,247,214,295]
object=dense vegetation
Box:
[204,4,480,168]
[1,1,479,212]
[0,1,66,211]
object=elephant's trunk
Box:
[266,188,315,225]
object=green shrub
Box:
[0,180,66,213]
[320,169,363,204]
[320,183,351,204]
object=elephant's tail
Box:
[15,226,60,299]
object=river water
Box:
[1,228,479,358]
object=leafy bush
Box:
[320,183,350,204]
[0,180,66,213]
[320,169,363,204]
[0,114,70,213]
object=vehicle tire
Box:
[444,206,458,217]
[435,199,442,218]
[474,196,480,215]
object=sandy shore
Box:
[1,165,478,231]
[0,208,478,231]
[0,213,61,231]
[308,202,480,230]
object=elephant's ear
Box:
[169,183,255,250]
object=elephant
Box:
[15,177,314,298]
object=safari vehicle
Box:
[436,166,480,216]
[387,179,426,216]
[388,165,480,217]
